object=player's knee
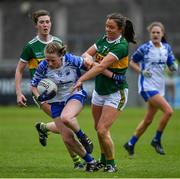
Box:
[96,125,107,138]
[61,114,71,126]
[165,108,173,119]
[167,108,173,116]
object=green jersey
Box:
[94,35,129,95]
[20,35,63,78]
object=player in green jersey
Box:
[15,9,84,169]
[74,13,136,172]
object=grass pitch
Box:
[0,106,180,178]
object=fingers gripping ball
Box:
[37,78,58,101]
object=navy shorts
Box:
[140,90,159,102]
[50,93,87,119]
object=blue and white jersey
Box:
[31,53,87,103]
[131,41,175,96]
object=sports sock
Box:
[75,129,84,139]
[129,135,138,146]
[82,153,94,163]
[72,155,81,165]
[106,159,115,166]
[154,130,162,141]
[100,153,106,164]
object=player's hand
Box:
[168,63,178,72]
[83,54,93,70]
[17,93,27,107]
[141,69,152,77]
[73,80,83,91]
[37,90,56,102]
[112,73,126,83]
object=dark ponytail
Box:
[107,13,136,44]
[124,19,136,44]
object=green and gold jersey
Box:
[94,35,129,95]
[20,35,63,79]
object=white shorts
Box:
[91,89,128,111]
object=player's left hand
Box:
[112,73,126,83]
[168,62,178,72]
[73,80,83,91]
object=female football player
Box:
[31,42,96,172]
[15,9,85,169]
[124,21,177,156]
[74,13,136,172]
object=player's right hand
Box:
[17,93,27,107]
[141,69,152,77]
[37,90,56,102]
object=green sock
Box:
[72,155,81,164]
[107,159,115,166]
[100,153,106,164]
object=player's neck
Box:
[154,43,161,48]
[38,34,51,42]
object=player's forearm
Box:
[130,60,141,74]
[31,86,39,98]
[79,64,105,82]
[15,61,26,95]
[15,71,23,95]
[101,69,113,78]
[92,61,113,78]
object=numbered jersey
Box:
[31,53,86,103]
[20,35,63,78]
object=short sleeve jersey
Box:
[94,35,129,95]
[131,41,175,96]
[20,35,63,79]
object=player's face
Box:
[105,19,122,41]
[150,26,164,46]
[46,53,63,69]
[36,15,51,36]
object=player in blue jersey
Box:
[15,9,85,169]
[31,41,96,172]
[124,22,178,156]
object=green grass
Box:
[0,106,180,178]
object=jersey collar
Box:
[106,35,122,43]
[37,35,53,44]
[149,40,162,48]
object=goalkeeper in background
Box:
[124,21,178,156]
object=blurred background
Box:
[0,0,180,107]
